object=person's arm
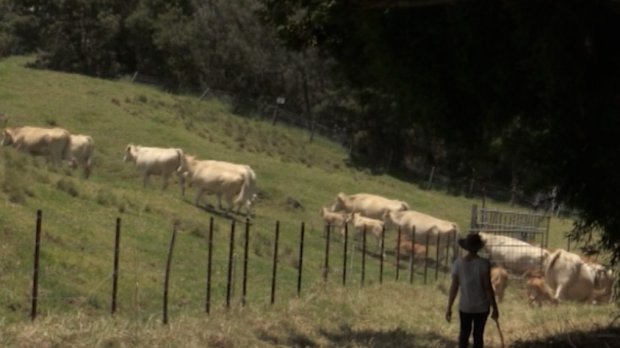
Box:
[446,273,459,322]
[484,262,499,320]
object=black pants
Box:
[459,311,489,348]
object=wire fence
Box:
[12,209,460,324]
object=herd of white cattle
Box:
[2,126,616,307]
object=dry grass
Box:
[0,282,617,348]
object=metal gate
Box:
[469,204,550,273]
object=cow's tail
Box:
[84,136,94,178]
[545,249,562,274]
[174,149,186,195]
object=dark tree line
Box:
[261,0,620,261]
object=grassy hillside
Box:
[0,56,616,346]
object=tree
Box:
[261,0,620,261]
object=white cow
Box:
[123,144,184,191]
[544,248,614,303]
[331,192,409,220]
[2,126,73,165]
[350,212,385,250]
[383,210,458,255]
[319,206,349,238]
[69,134,94,178]
[179,155,250,216]
[478,232,549,275]
[179,157,257,217]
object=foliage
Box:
[260,0,620,262]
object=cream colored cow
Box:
[478,232,549,275]
[123,144,184,191]
[383,210,458,258]
[350,212,385,250]
[330,192,409,220]
[2,126,72,164]
[544,249,614,303]
[69,134,94,178]
[179,157,257,217]
[319,206,349,238]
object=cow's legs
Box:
[554,283,566,301]
[161,173,170,190]
[195,189,205,206]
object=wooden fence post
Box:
[270,221,280,305]
[297,222,305,297]
[205,217,214,314]
[427,166,436,190]
[242,218,250,306]
[31,209,42,321]
[226,220,236,309]
[111,217,121,315]
[163,222,178,325]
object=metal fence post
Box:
[271,221,280,305]
[242,218,250,306]
[226,220,236,309]
[380,226,385,284]
[323,224,330,282]
[297,222,305,297]
[409,228,416,284]
[163,222,178,325]
[205,217,214,314]
[342,223,348,286]
[361,225,367,287]
[424,232,430,285]
[395,227,401,280]
[31,209,42,321]
[435,232,441,281]
[111,217,121,315]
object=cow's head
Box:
[123,144,136,162]
[1,128,14,146]
[399,202,410,211]
[331,192,347,212]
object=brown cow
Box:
[524,271,558,307]
[491,265,509,302]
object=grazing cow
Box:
[320,206,349,239]
[330,192,409,220]
[524,271,559,307]
[349,212,385,250]
[396,240,427,262]
[478,232,549,275]
[491,265,509,302]
[544,248,614,303]
[383,210,458,258]
[69,134,94,178]
[123,144,184,191]
[179,158,257,217]
[179,155,249,216]
[1,126,73,165]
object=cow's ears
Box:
[336,192,346,202]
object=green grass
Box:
[0,56,616,346]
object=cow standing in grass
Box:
[320,206,349,239]
[123,144,184,192]
[330,192,409,220]
[69,134,94,178]
[178,156,257,217]
[2,126,73,165]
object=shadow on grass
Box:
[258,324,455,348]
[510,325,620,348]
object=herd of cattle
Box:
[320,194,616,306]
[2,126,616,307]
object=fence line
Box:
[27,207,598,324]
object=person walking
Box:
[446,233,499,348]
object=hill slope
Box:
[0,55,593,331]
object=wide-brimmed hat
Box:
[458,233,485,253]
